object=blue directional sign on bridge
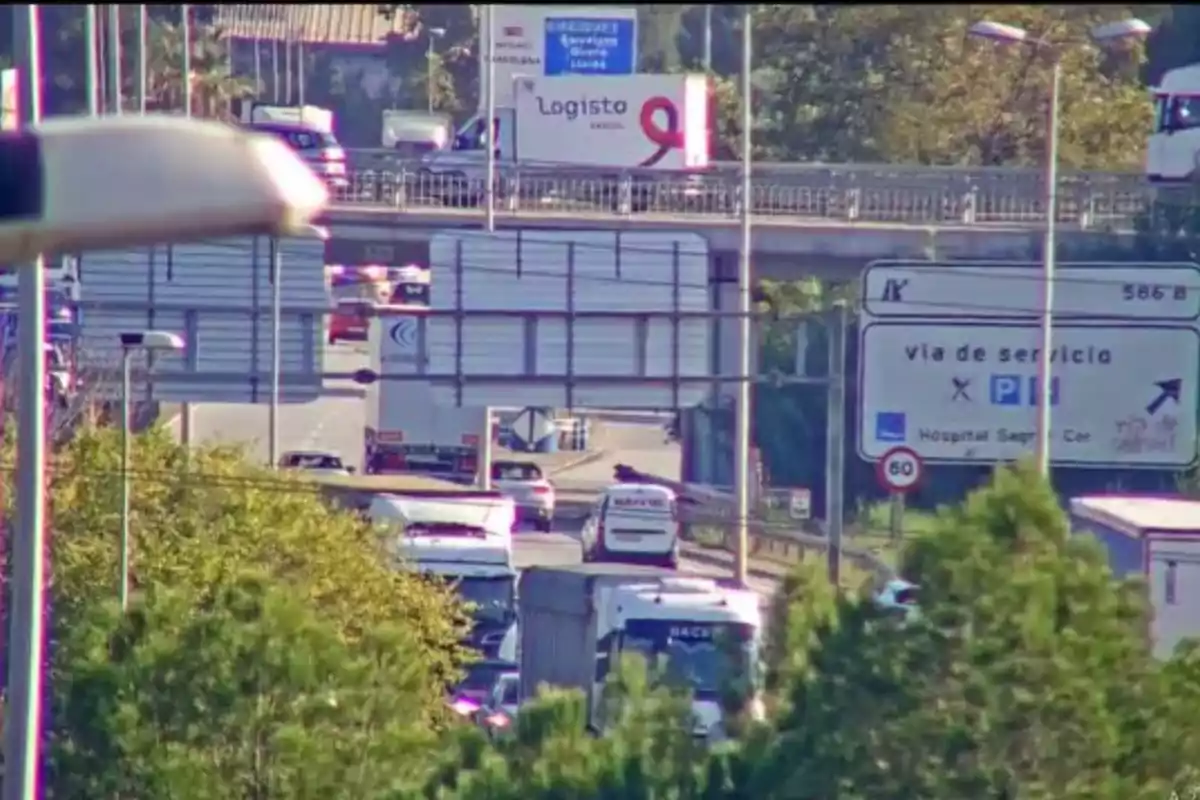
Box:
[544,17,636,75]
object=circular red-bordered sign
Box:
[876,446,924,493]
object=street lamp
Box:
[967,16,1150,476]
[426,26,447,113]
[118,329,185,611]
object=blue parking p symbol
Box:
[989,374,1022,406]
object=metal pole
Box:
[271,38,279,103]
[136,4,147,114]
[284,27,292,105]
[297,39,306,105]
[107,4,122,114]
[253,38,261,96]
[85,5,100,116]
[732,6,752,588]
[484,4,496,232]
[269,238,281,469]
[426,35,435,113]
[704,5,712,71]
[181,4,192,116]
[119,348,132,610]
[2,8,47,798]
[825,302,847,587]
[1035,59,1060,477]
[478,408,493,490]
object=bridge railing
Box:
[331,163,1154,229]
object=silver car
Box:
[491,460,555,532]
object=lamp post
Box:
[426,26,446,113]
[967,17,1150,476]
[118,330,185,611]
[733,5,753,588]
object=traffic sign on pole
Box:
[877,446,923,492]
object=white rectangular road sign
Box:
[422,229,712,409]
[76,235,328,403]
[858,322,1200,467]
[862,261,1200,322]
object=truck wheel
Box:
[537,518,552,533]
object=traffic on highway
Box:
[6,3,1200,796]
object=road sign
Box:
[511,407,555,450]
[544,16,637,75]
[877,447,923,492]
[862,261,1200,322]
[76,235,326,403]
[420,230,713,409]
[788,488,812,520]
[858,321,1200,467]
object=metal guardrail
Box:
[330,163,1155,229]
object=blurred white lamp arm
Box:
[0,115,329,265]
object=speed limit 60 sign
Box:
[877,446,923,492]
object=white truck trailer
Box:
[418,73,711,208]
[1070,494,1200,658]
[519,564,763,740]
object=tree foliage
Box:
[9,434,1200,797]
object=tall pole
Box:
[426,35,435,113]
[136,5,147,114]
[253,38,261,96]
[107,4,122,114]
[179,3,195,450]
[825,302,847,587]
[181,4,192,116]
[85,5,99,115]
[269,238,281,469]
[119,348,132,610]
[271,39,279,103]
[703,5,713,71]
[297,38,306,105]
[284,26,293,104]
[732,6,752,588]
[2,7,47,799]
[484,4,496,232]
[1035,59,1060,477]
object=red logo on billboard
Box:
[638,97,685,167]
[503,26,523,37]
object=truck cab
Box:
[373,494,519,657]
[600,577,763,739]
[1147,64,1200,184]
[518,565,764,742]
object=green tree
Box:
[48,576,443,799]
[757,463,1196,799]
[32,425,470,706]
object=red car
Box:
[328,301,369,344]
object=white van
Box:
[580,483,680,569]
[1147,64,1200,183]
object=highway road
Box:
[170,343,774,592]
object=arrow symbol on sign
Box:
[1146,378,1182,416]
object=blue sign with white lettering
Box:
[544,17,636,76]
[990,374,1059,407]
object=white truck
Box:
[374,493,519,658]
[519,565,764,740]
[1147,64,1200,184]
[365,314,488,484]
[418,73,711,208]
[1070,494,1200,659]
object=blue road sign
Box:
[544,17,636,76]
[990,374,1059,406]
[874,411,907,443]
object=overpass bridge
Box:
[322,160,1152,281]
